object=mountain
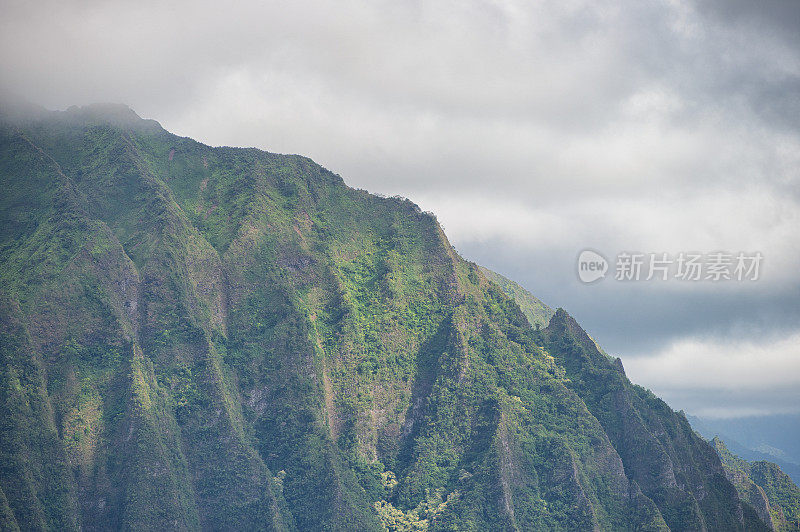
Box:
[0,102,769,530]
[712,438,800,530]
[689,414,800,485]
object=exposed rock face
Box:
[544,309,767,532]
[713,437,800,531]
[727,468,773,530]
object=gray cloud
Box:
[1,0,798,418]
[623,330,800,418]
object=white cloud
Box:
[623,332,800,417]
[417,186,800,290]
[625,332,800,390]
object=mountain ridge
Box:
[0,102,769,531]
[689,414,800,485]
[712,437,800,531]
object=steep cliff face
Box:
[0,103,766,531]
[750,462,800,531]
[714,437,800,531]
[713,438,775,529]
[543,309,768,531]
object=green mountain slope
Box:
[714,437,800,531]
[477,267,553,328]
[0,102,763,531]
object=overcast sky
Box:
[2,0,798,419]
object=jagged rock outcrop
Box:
[543,308,768,531]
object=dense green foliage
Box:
[714,437,800,530]
[0,102,764,530]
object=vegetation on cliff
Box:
[0,102,770,531]
[714,437,800,531]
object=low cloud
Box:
[626,332,800,390]
[624,332,800,417]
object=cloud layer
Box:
[1,0,798,417]
[625,332,800,418]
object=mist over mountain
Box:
[689,414,800,485]
[0,102,789,530]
